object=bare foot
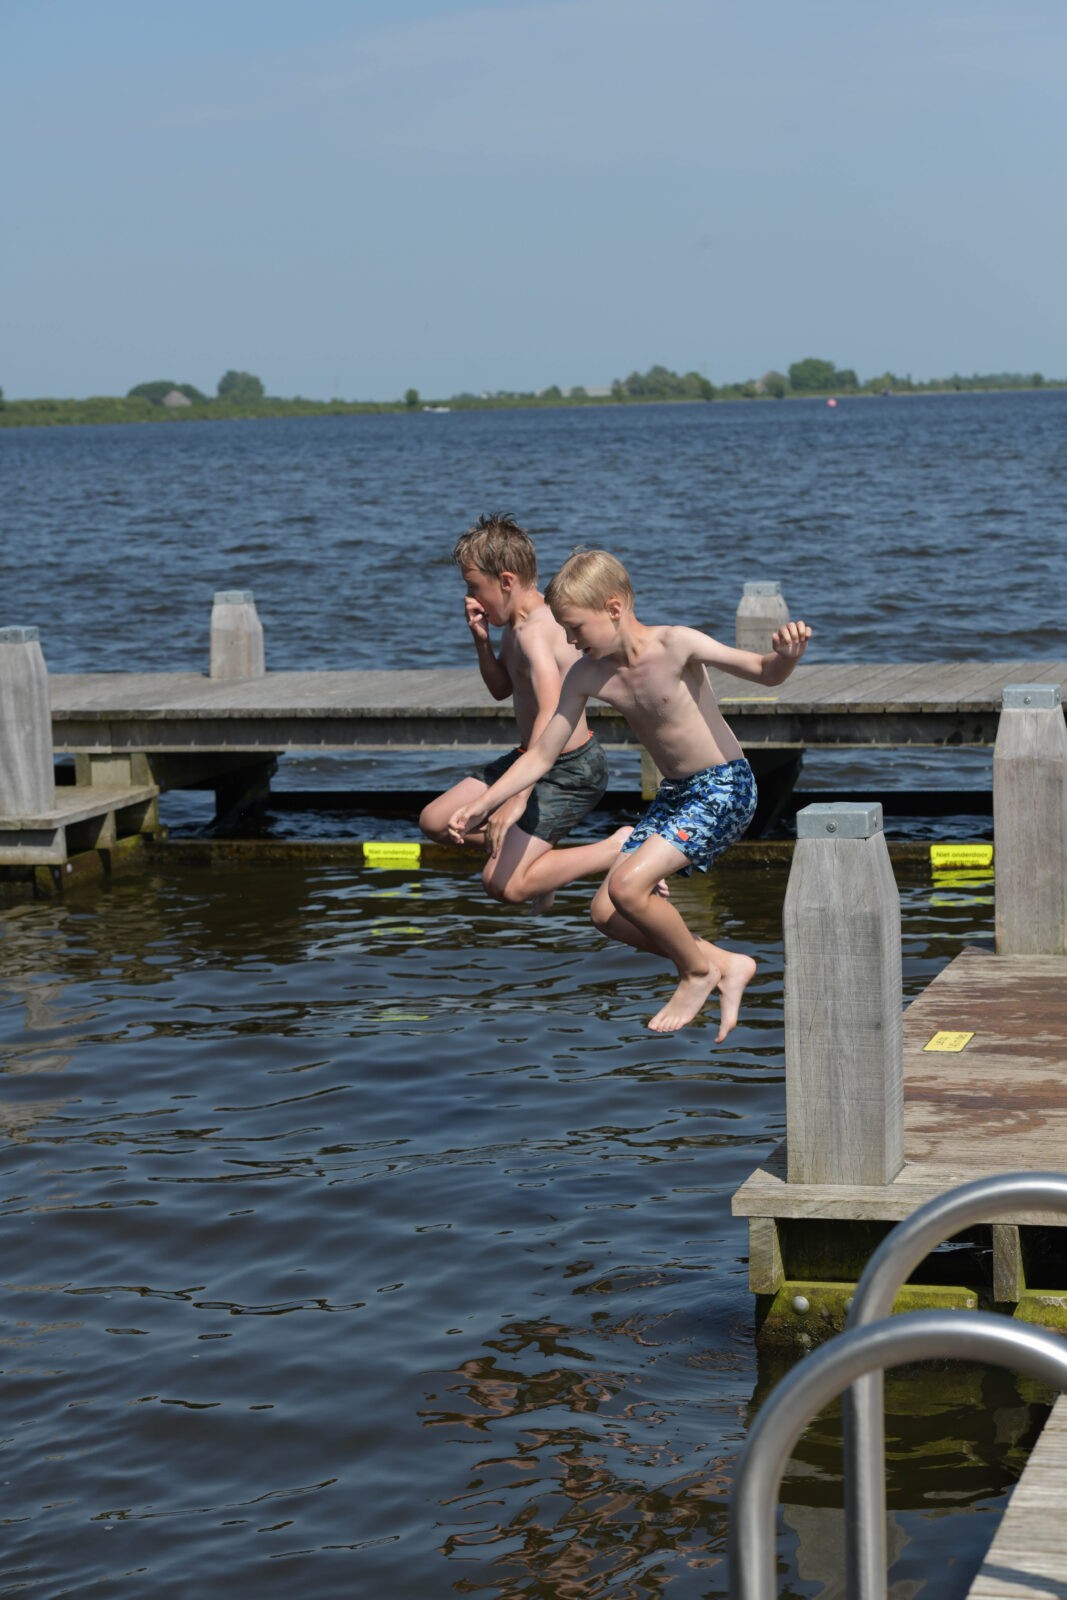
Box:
[714,951,758,1042]
[647,939,722,1033]
[653,878,671,899]
[527,889,556,914]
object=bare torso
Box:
[575,624,743,777]
[502,604,592,752]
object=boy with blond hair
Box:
[449,548,812,1037]
[419,516,631,912]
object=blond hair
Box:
[545,548,634,616]
[452,512,537,586]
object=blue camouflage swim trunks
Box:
[620,757,757,873]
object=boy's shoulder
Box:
[635,622,693,656]
[658,622,716,653]
[509,594,562,647]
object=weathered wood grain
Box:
[0,629,55,814]
[994,695,1067,955]
[42,662,1067,755]
[966,1393,1067,1598]
[734,948,1067,1225]
[783,814,904,1185]
[0,783,160,866]
[209,591,265,680]
[734,582,789,654]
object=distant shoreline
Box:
[1,382,1063,431]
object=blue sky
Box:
[2,0,1065,400]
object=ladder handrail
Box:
[843,1171,1067,1599]
[729,1308,1067,1600]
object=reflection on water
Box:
[0,855,1033,1598]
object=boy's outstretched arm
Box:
[448,671,589,846]
[678,620,813,687]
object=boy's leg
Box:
[419,777,490,845]
[481,734,620,910]
[590,836,756,1038]
[482,821,633,910]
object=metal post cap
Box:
[796,801,884,840]
[213,590,256,604]
[0,626,40,643]
[742,581,782,598]
[1002,683,1061,709]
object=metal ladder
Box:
[730,1172,1067,1600]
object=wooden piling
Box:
[783,802,904,1185]
[0,626,55,815]
[994,683,1067,956]
[210,590,265,680]
[735,581,789,654]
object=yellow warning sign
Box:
[929,843,993,870]
[923,1031,975,1053]
[363,841,422,868]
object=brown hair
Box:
[545,548,634,615]
[452,512,537,586]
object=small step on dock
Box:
[0,782,161,866]
[0,626,161,873]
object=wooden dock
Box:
[967,1391,1067,1597]
[733,947,1067,1340]
[0,782,160,866]
[47,660,1067,753]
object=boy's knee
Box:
[483,870,524,905]
[607,873,640,917]
[418,805,444,840]
[590,894,614,932]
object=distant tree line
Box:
[449,359,1056,409]
[611,365,715,401]
[0,360,1061,430]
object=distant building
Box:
[161,389,193,409]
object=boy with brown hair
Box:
[419,516,631,912]
[449,548,812,1037]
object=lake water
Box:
[1,394,1065,1598]
[5,390,1066,677]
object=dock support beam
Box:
[735,581,789,654]
[210,589,265,679]
[783,802,903,1185]
[0,626,55,814]
[994,683,1067,955]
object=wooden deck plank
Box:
[47,662,1067,717]
[941,662,1056,708]
[733,949,1067,1226]
[967,1393,1067,1598]
[869,663,954,712]
[756,662,909,713]
[0,784,159,830]
[44,663,1067,754]
[728,662,862,704]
